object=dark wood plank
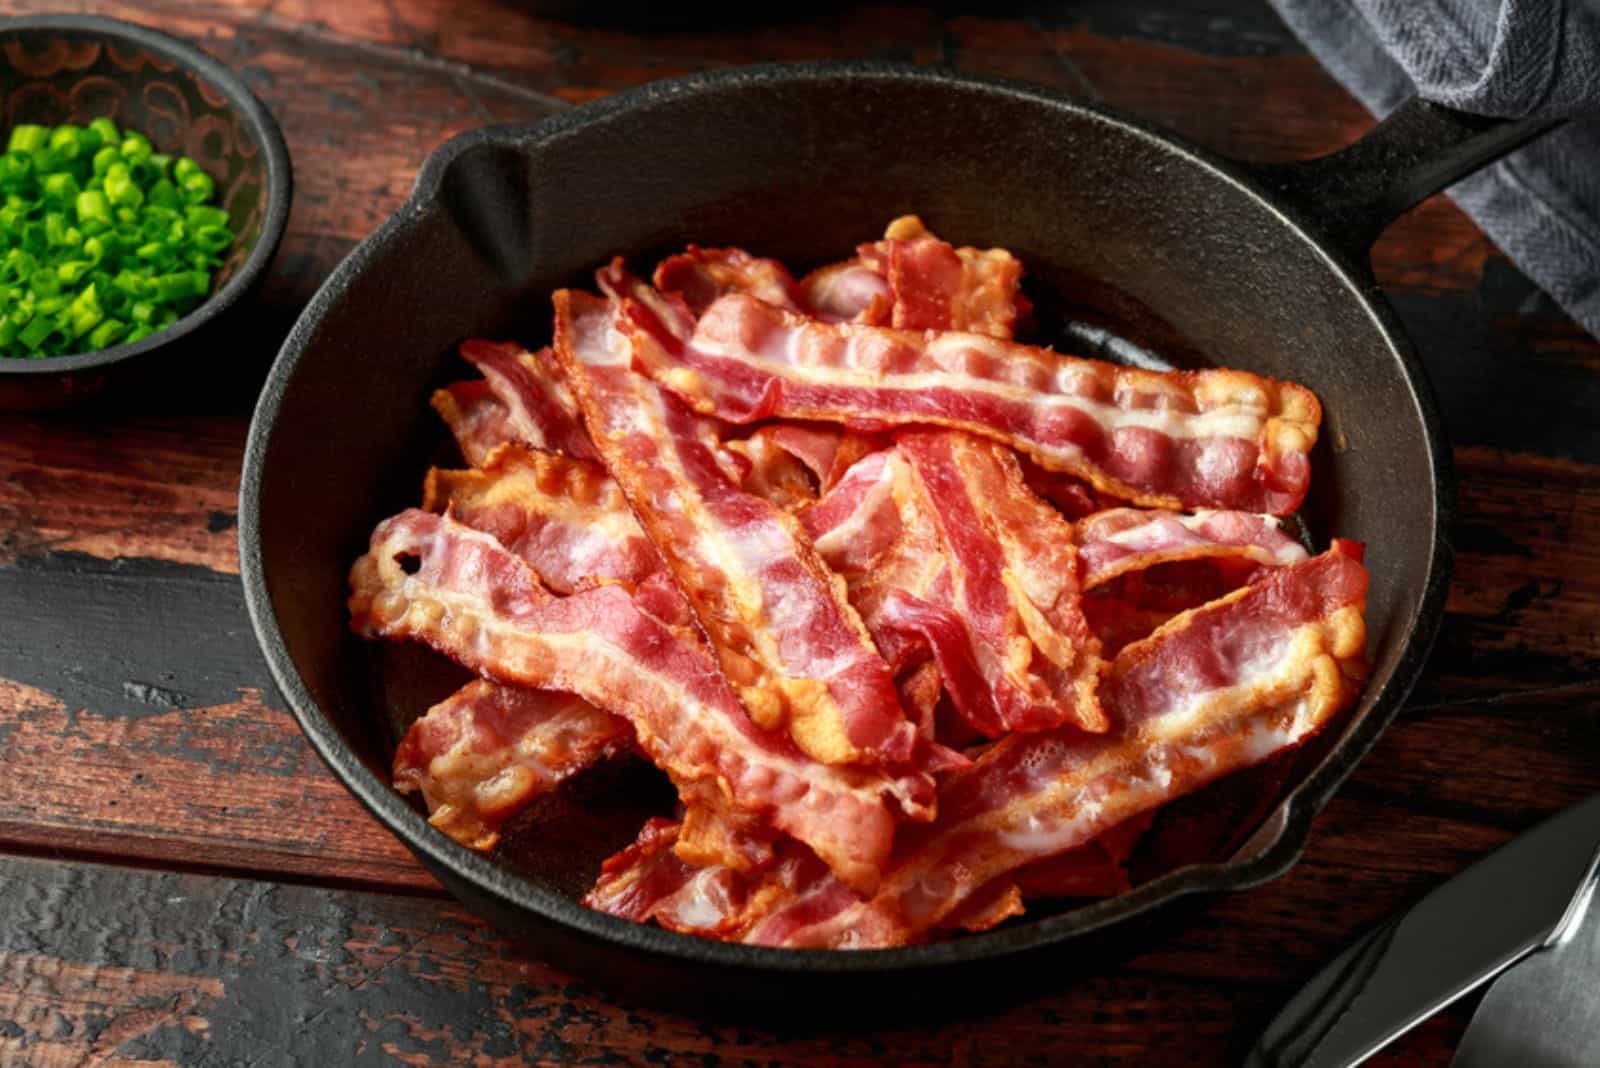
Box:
[0,849,1527,1066]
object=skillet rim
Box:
[239,59,1454,974]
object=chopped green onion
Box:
[7,125,47,154]
[119,132,153,164]
[75,190,111,228]
[179,170,214,205]
[42,172,79,204]
[148,178,180,210]
[87,318,126,349]
[18,313,55,350]
[88,117,119,146]
[48,124,89,161]
[0,120,234,358]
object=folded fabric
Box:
[1270,0,1600,337]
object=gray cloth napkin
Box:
[1269,0,1600,337]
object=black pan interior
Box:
[241,64,1446,1002]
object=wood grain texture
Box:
[0,849,1540,1066]
[0,0,1597,1064]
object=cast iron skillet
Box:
[240,63,1556,1012]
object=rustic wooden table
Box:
[1,1,1596,1064]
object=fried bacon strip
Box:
[1076,511,1308,656]
[801,435,1105,737]
[431,379,519,467]
[645,293,1319,515]
[1075,508,1308,590]
[424,443,659,594]
[460,340,597,461]
[654,246,803,315]
[887,431,1104,736]
[869,215,1028,339]
[393,679,631,850]
[724,428,818,511]
[350,509,933,892]
[583,815,1145,941]
[735,543,1368,947]
[428,446,775,870]
[584,819,835,938]
[1012,811,1152,899]
[798,216,1028,340]
[554,286,920,769]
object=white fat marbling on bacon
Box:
[552,282,925,772]
[882,431,1105,737]
[645,294,1319,515]
[802,448,903,571]
[349,510,939,892]
[425,443,660,595]
[1076,507,1308,589]
[653,246,803,315]
[797,216,1027,340]
[459,340,597,461]
[735,543,1368,947]
[430,379,520,468]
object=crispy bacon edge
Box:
[459,339,597,461]
[553,284,923,770]
[886,430,1106,737]
[393,679,632,850]
[423,442,660,595]
[349,509,935,892]
[741,542,1368,947]
[1075,507,1309,590]
[646,294,1319,515]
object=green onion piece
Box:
[88,117,119,146]
[119,132,153,164]
[18,313,55,350]
[42,171,79,204]
[179,170,215,205]
[91,145,118,176]
[0,152,32,190]
[103,163,143,208]
[148,178,180,210]
[48,125,88,161]
[75,189,112,228]
[184,205,228,229]
[87,317,126,349]
[192,224,233,253]
[129,300,155,324]
[57,260,91,284]
[63,283,103,337]
[29,266,60,296]
[7,125,47,154]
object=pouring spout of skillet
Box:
[239,63,1561,1012]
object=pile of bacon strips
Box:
[348,216,1371,950]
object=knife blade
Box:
[1451,851,1600,1067]
[1247,794,1600,1068]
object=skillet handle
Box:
[1243,96,1561,268]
